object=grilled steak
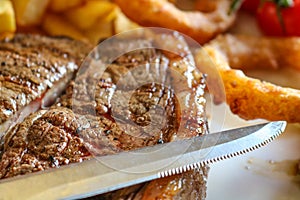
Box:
[0,33,208,199]
[0,108,91,177]
[0,34,91,137]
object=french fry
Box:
[84,20,113,44]
[11,0,49,26]
[64,0,116,30]
[114,8,140,34]
[42,13,87,42]
[48,0,83,12]
[0,0,16,39]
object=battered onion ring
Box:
[207,34,300,70]
[196,34,300,123]
[114,0,237,44]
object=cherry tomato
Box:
[256,0,300,36]
[241,0,300,36]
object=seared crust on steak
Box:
[0,34,208,199]
[0,34,91,134]
[59,38,209,199]
[0,108,91,178]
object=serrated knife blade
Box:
[0,121,286,200]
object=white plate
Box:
[207,106,300,200]
[206,12,300,198]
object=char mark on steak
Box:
[0,34,91,137]
[59,38,207,151]
[0,108,92,179]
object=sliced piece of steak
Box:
[0,34,91,137]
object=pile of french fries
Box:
[0,0,139,44]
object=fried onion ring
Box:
[207,34,300,71]
[114,0,237,44]
[196,34,300,123]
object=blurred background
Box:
[0,0,139,44]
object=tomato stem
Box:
[272,0,293,34]
[228,0,244,15]
[275,0,294,7]
[275,4,287,34]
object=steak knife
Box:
[0,121,287,200]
